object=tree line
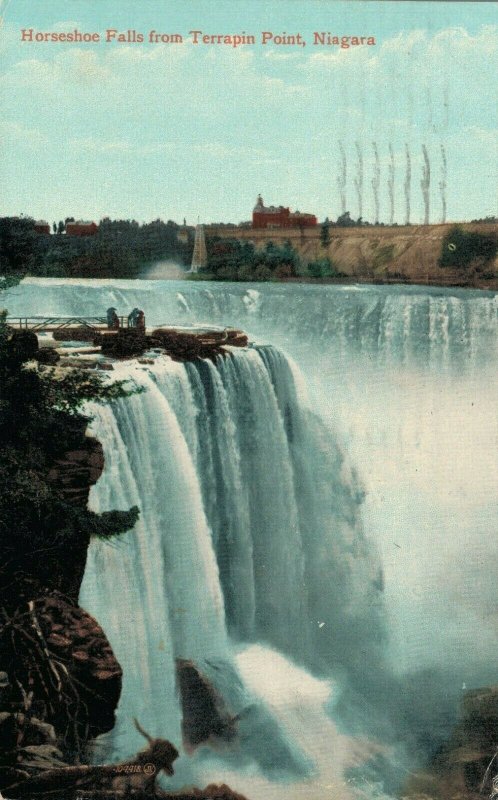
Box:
[0,216,188,279]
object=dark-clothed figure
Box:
[136,310,146,332]
[128,308,140,328]
[106,307,119,329]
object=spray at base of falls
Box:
[79,345,386,795]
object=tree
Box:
[320,217,331,248]
[0,217,38,277]
[439,226,498,270]
[336,211,355,227]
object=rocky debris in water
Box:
[17,743,67,772]
[47,435,104,508]
[34,348,60,365]
[3,782,249,800]
[53,327,96,342]
[55,356,100,369]
[3,721,179,799]
[176,659,237,749]
[6,330,39,362]
[94,329,149,358]
[402,685,498,799]
[92,328,248,362]
[150,330,225,362]
[224,330,249,348]
[0,696,71,792]
[0,711,57,750]
[0,710,18,750]
[163,786,249,800]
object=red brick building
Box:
[34,220,51,234]
[252,195,317,229]
[66,220,98,236]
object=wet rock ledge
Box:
[50,326,250,363]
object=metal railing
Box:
[6,316,130,331]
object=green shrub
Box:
[439,226,498,269]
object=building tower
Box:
[190,223,208,273]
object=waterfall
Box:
[5,278,498,797]
[69,343,393,798]
[78,345,384,785]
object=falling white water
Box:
[76,346,383,793]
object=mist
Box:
[141,259,187,280]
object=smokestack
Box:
[439,143,447,224]
[421,145,431,225]
[404,144,411,225]
[388,143,395,226]
[337,142,347,216]
[354,141,363,221]
[371,142,380,224]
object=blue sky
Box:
[0,0,496,225]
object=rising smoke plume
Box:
[404,144,411,225]
[371,142,380,224]
[421,145,431,225]
[439,143,447,224]
[337,142,347,216]
[388,143,395,226]
[354,142,363,221]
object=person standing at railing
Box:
[127,307,140,328]
[136,309,145,332]
[106,307,119,330]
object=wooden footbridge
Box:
[6,316,130,332]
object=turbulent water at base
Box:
[5,279,497,798]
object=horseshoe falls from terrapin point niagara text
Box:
[5,279,498,799]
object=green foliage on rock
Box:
[307,257,344,279]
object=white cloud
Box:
[0,120,49,147]
[263,50,302,62]
[192,142,269,159]
[69,136,132,153]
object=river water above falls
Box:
[4,279,497,799]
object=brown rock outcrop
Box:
[2,596,122,751]
[47,435,104,508]
[176,660,236,749]
[91,328,249,362]
[403,685,498,799]
[53,327,96,342]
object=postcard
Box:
[0,2,497,799]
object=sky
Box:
[0,0,496,225]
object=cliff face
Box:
[208,222,498,288]
[47,436,104,509]
[0,432,123,792]
[45,435,105,601]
